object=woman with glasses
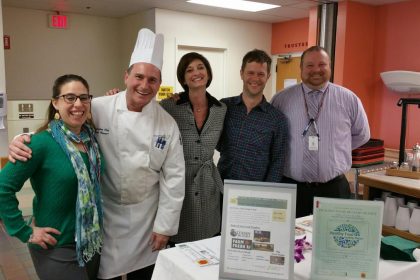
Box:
[0,74,103,280]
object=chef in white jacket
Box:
[6,28,185,280]
[93,29,185,279]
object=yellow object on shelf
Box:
[1,157,8,169]
[385,168,420,179]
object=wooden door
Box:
[276,57,302,92]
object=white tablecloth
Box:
[152,223,420,280]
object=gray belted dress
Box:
[160,92,226,242]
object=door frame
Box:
[175,41,228,100]
[271,52,303,98]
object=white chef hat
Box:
[129,28,164,71]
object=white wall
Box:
[155,9,273,99]
[2,6,275,101]
[119,9,155,75]
[0,6,274,153]
[3,7,122,99]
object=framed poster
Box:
[219,180,296,280]
[311,197,383,280]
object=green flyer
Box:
[311,197,383,280]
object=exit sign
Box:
[49,15,68,29]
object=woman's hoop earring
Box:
[54,112,60,120]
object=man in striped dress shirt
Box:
[271,46,370,218]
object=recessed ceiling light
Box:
[186,0,280,12]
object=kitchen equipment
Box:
[6,100,50,216]
[396,98,420,165]
[383,196,398,227]
[412,143,420,172]
[385,168,420,179]
[409,207,420,235]
[407,201,418,215]
[380,71,420,93]
[0,93,6,129]
[7,100,50,142]
[395,205,410,231]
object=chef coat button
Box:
[195,192,199,196]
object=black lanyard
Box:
[301,84,329,138]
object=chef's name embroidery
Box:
[95,128,110,135]
[154,135,167,150]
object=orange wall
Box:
[308,7,318,46]
[334,1,348,85]
[334,1,376,124]
[331,0,420,149]
[371,0,420,149]
[271,0,420,149]
[271,18,309,54]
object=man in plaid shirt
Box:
[217,49,288,183]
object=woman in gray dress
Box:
[160,52,226,243]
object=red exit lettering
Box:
[50,15,68,29]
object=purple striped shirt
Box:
[271,82,370,183]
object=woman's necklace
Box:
[192,102,207,113]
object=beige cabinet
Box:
[359,170,420,242]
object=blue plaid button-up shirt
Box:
[217,94,288,183]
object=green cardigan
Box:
[0,130,103,247]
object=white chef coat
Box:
[91,91,185,279]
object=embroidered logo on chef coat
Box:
[153,135,168,150]
[95,128,110,135]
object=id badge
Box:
[309,136,319,151]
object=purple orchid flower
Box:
[294,235,312,263]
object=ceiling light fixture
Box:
[186,0,280,12]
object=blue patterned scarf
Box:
[48,119,103,266]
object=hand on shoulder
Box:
[160,93,181,104]
[105,88,120,96]
[169,92,180,101]
[8,134,32,163]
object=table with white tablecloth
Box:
[152,223,420,280]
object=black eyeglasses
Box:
[56,94,93,104]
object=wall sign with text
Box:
[284,42,308,49]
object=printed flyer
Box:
[176,241,219,266]
[219,180,296,280]
[311,197,383,280]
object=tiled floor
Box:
[0,221,39,280]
